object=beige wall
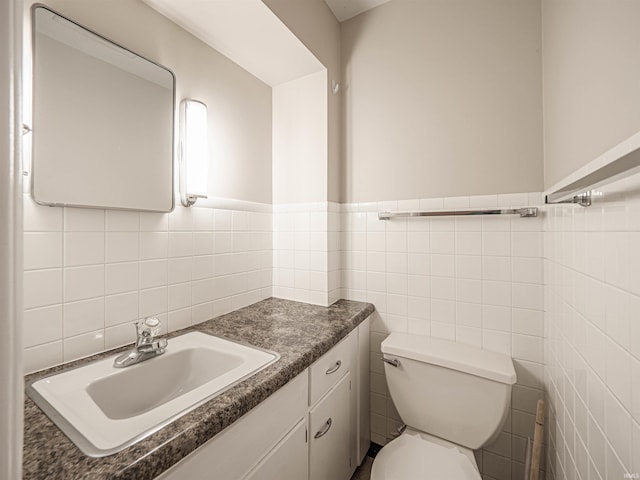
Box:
[263,0,341,203]
[341,0,543,203]
[272,70,328,204]
[542,0,640,188]
[29,0,273,205]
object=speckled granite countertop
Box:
[23,298,374,480]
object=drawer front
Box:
[309,373,351,480]
[309,330,355,406]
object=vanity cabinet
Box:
[157,316,370,480]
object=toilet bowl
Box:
[371,333,517,479]
[371,429,480,480]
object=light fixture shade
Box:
[179,99,208,206]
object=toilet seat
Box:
[370,430,481,480]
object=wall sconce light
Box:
[179,99,208,207]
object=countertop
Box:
[22,298,374,480]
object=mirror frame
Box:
[29,4,176,212]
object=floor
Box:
[351,456,374,480]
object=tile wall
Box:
[273,202,341,307]
[341,193,547,480]
[544,194,640,480]
[23,196,272,373]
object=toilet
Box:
[371,332,517,479]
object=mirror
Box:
[31,6,175,212]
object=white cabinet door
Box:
[309,373,351,480]
[244,418,308,480]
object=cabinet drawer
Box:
[309,330,355,406]
[309,373,351,480]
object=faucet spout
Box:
[113,317,168,368]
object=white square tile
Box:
[105,262,138,295]
[193,232,214,256]
[63,297,104,337]
[168,307,192,332]
[192,255,214,280]
[139,287,167,318]
[168,206,193,231]
[512,231,542,257]
[23,305,63,348]
[455,231,481,255]
[106,232,139,263]
[64,265,104,302]
[24,232,62,270]
[64,207,104,231]
[482,304,511,331]
[482,256,511,281]
[64,232,104,267]
[192,207,214,231]
[24,269,62,309]
[512,283,543,310]
[456,255,481,279]
[512,257,543,284]
[456,278,481,304]
[214,209,233,231]
[430,254,455,277]
[512,308,543,336]
[512,334,543,363]
[105,210,139,231]
[431,231,455,254]
[140,212,168,231]
[63,330,105,362]
[140,232,168,260]
[482,232,511,256]
[407,253,429,276]
[105,322,136,349]
[105,291,139,327]
[168,232,193,258]
[139,259,168,289]
[24,341,63,373]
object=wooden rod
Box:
[529,399,545,480]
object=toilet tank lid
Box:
[381,333,516,384]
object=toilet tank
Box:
[381,333,516,450]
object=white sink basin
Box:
[27,332,279,457]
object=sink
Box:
[26,331,279,457]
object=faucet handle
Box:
[136,317,161,339]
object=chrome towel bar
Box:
[378,207,538,220]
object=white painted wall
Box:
[0,0,23,478]
[340,0,543,203]
[542,0,640,189]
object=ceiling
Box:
[323,0,392,22]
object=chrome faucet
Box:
[113,317,168,368]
